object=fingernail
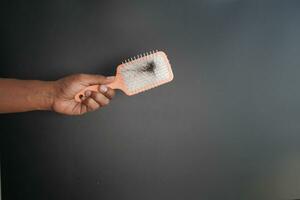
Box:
[106,76,115,81]
[85,90,91,97]
[99,85,108,93]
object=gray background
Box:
[1,0,300,200]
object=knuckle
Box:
[93,104,100,110]
[93,93,103,101]
[88,103,99,111]
[105,89,115,99]
[96,75,106,83]
[102,98,110,106]
[97,75,105,79]
[90,92,97,98]
[84,101,92,108]
[76,73,86,80]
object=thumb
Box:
[78,74,115,85]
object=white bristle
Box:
[120,51,171,94]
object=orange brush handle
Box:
[74,80,120,102]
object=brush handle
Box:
[74,81,119,103]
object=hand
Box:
[51,74,116,115]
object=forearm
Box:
[0,78,56,113]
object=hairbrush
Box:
[74,50,174,102]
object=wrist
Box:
[27,80,57,111]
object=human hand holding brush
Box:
[0,74,116,115]
[0,51,173,115]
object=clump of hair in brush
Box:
[140,61,156,74]
[123,61,157,75]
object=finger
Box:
[99,85,116,100]
[79,90,92,101]
[90,91,110,107]
[77,74,115,85]
[104,88,116,100]
[82,97,100,112]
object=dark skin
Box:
[0,74,116,115]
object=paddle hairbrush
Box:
[75,50,174,102]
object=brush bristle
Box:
[120,51,173,94]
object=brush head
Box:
[116,50,174,95]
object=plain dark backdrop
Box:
[1,1,300,200]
